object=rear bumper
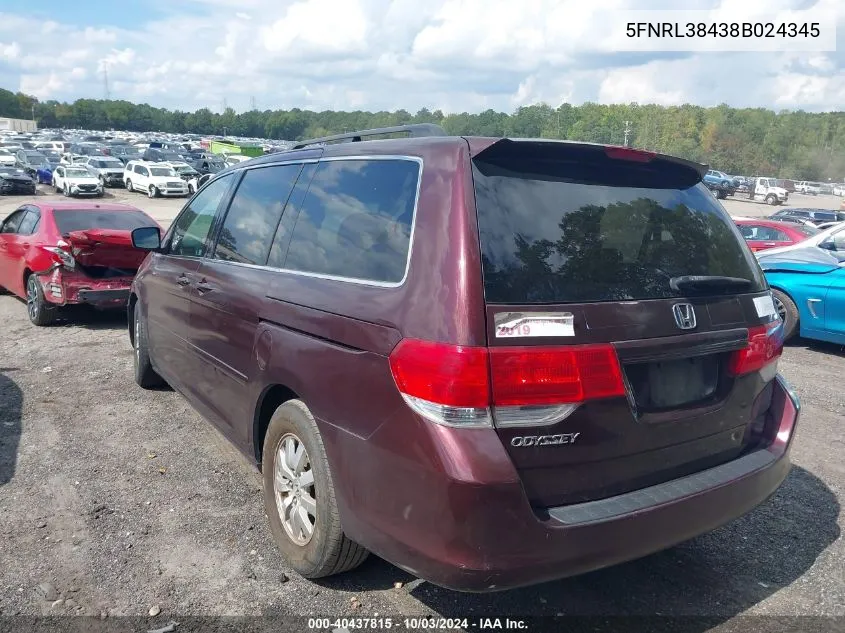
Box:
[37,268,133,307]
[330,375,799,592]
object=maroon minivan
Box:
[128,125,800,592]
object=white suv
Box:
[795,181,821,195]
[124,160,189,198]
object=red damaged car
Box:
[0,201,161,325]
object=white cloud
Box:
[0,42,20,61]
[261,0,368,56]
[20,72,66,99]
[0,0,843,114]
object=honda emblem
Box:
[672,303,697,330]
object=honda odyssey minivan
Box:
[127,125,800,592]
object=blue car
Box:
[35,165,53,184]
[758,231,845,344]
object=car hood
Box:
[758,247,842,273]
[0,173,32,182]
[65,175,99,184]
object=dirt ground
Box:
[0,184,843,630]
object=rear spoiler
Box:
[469,137,708,184]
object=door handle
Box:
[196,278,214,294]
[176,275,191,287]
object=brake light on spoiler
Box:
[389,340,625,428]
[604,146,656,163]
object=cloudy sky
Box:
[0,0,843,114]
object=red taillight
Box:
[605,146,655,163]
[729,321,784,377]
[41,243,76,269]
[389,339,626,423]
[388,339,490,408]
[489,344,625,406]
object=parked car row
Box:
[0,129,256,197]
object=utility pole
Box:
[623,120,632,147]
[223,98,228,112]
[250,96,257,111]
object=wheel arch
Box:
[127,292,138,346]
[253,384,301,466]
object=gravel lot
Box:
[0,184,843,630]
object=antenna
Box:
[102,62,111,100]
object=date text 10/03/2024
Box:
[311,618,529,630]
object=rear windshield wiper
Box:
[670,275,752,292]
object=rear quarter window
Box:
[281,158,420,283]
[473,145,766,304]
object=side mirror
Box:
[132,226,162,251]
[818,240,836,251]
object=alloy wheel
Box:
[273,433,316,546]
[134,311,141,367]
[26,276,39,321]
[774,295,787,322]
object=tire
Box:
[716,188,727,200]
[262,400,369,579]
[100,176,107,188]
[132,302,164,388]
[25,274,57,326]
[148,185,159,199]
[772,289,799,341]
[188,184,195,194]
[63,184,70,197]
[766,194,776,205]
[125,178,132,191]
[52,179,59,193]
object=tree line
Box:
[2,87,843,181]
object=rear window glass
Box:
[473,145,766,304]
[798,226,820,236]
[53,210,157,234]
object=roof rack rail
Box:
[292,124,446,150]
